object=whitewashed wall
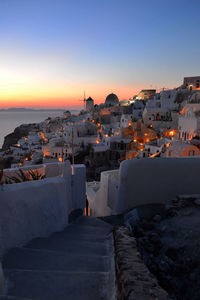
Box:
[0,161,86,256]
[2,161,69,182]
[87,170,120,217]
[123,158,200,211]
[88,157,200,216]
[0,177,68,255]
[3,164,45,183]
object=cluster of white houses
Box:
[1,76,200,171]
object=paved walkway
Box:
[1,216,115,300]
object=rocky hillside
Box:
[2,123,40,150]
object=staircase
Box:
[1,216,115,300]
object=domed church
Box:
[105,93,119,107]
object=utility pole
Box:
[61,125,64,162]
[72,127,75,164]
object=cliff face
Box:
[2,123,39,150]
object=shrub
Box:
[4,169,46,184]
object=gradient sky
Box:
[0,0,200,108]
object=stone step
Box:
[25,238,111,256]
[4,270,112,300]
[0,296,36,300]
[75,216,113,231]
[3,248,111,273]
[63,221,112,236]
[64,224,112,236]
[48,229,112,243]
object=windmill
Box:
[79,91,86,109]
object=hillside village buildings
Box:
[1,76,200,299]
[1,76,200,177]
[183,76,200,91]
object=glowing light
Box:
[163,129,177,137]
[58,157,63,162]
[40,132,45,140]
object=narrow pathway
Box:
[1,216,115,300]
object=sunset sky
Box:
[0,0,200,108]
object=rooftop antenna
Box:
[157,87,169,92]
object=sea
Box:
[0,109,79,149]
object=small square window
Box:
[189,150,195,156]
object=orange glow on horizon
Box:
[0,81,142,108]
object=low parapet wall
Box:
[2,164,45,183]
[2,161,67,182]
[88,157,200,216]
[0,176,68,256]
[0,161,86,256]
[122,157,200,211]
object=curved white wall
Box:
[0,161,86,256]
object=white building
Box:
[164,140,200,157]
[120,114,132,128]
[178,104,200,140]
[183,76,200,91]
[143,89,178,127]
[86,97,94,111]
[132,100,144,120]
